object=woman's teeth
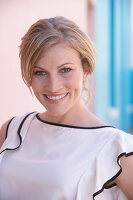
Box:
[46,94,67,100]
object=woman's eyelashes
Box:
[34,71,46,76]
[60,67,72,73]
[33,68,72,76]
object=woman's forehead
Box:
[36,43,80,63]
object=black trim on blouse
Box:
[0,112,35,155]
[5,117,15,139]
[93,152,133,199]
[36,114,115,129]
[1,112,133,199]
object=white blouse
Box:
[0,112,133,200]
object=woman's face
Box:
[31,42,88,117]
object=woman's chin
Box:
[46,110,67,118]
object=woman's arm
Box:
[0,120,10,148]
[115,155,133,200]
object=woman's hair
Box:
[19,16,97,90]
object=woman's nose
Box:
[45,75,62,92]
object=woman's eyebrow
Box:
[57,62,74,68]
[34,62,74,70]
[33,66,44,70]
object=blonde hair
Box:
[19,16,97,90]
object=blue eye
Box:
[61,68,71,73]
[34,71,46,76]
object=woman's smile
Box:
[44,93,69,104]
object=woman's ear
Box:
[82,58,91,81]
[83,71,89,81]
[83,63,90,81]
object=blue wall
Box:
[95,0,133,133]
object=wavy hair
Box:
[19,16,97,97]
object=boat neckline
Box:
[36,114,115,130]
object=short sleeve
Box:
[93,129,133,199]
[0,112,37,164]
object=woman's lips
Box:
[44,93,68,104]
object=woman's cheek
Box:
[31,78,43,92]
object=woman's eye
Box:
[60,68,72,73]
[34,71,46,76]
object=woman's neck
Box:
[40,103,89,126]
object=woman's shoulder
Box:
[97,127,133,161]
[0,119,12,148]
[0,112,37,149]
[113,128,133,141]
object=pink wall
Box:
[0,0,93,126]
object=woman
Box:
[0,16,133,200]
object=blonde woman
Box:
[0,16,133,200]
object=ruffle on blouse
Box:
[75,128,133,200]
[93,129,133,200]
[0,112,133,200]
[93,154,133,199]
[93,129,133,199]
[0,112,37,164]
